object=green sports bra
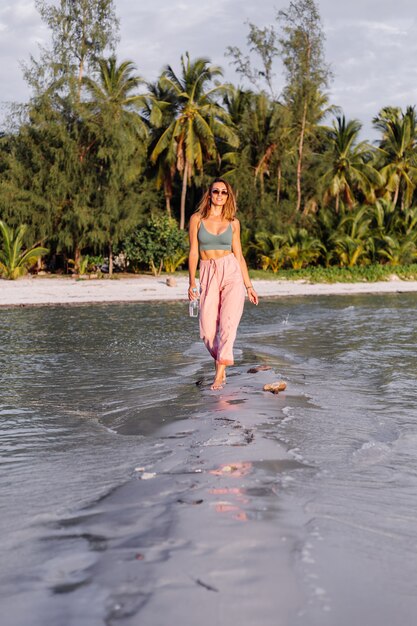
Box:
[198,220,233,251]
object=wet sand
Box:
[2,274,417,307]
[38,367,308,626]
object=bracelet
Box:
[245,284,253,290]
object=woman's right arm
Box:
[188,214,199,301]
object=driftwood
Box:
[247,365,272,373]
[263,381,287,394]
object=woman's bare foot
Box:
[211,363,226,390]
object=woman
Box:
[188,178,259,390]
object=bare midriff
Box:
[200,249,233,260]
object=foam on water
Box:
[351,441,392,466]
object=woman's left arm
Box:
[232,219,259,305]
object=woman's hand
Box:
[188,285,199,301]
[247,286,259,305]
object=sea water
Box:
[1,295,417,625]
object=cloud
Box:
[0,2,47,106]
[2,0,417,141]
[323,10,417,136]
[117,0,270,81]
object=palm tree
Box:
[329,206,373,267]
[0,221,48,279]
[283,227,324,269]
[144,80,178,216]
[240,94,291,204]
[150,53,238,229]
[223,86,254,128]
[373,106,417,210]
[83,56,147,139]
[319,115,381,212]
[82,56,147,274]
[378,235,417,266]
[252,232,287,272]
[369,200,417,265]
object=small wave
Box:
[351,441,391,466]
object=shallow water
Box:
[2,295,417,625]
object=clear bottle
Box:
[189,288,199,317]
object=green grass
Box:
[41,264,417,284]
[249,264,417,283]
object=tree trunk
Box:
[164,178,172,217]
[180,160,189,230]
[108,241,113,276]
[276,162,282,206]
[165,194,172,217]
[393,181,400,209]
[295,35,311,214]
[77,56,85,100]
[74,245,81,274]
[296,100,308,212]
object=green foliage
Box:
[122,215,188,276]
[253,227,323,270]
[225,23,279,97]
[68,254,104,275]
[82,55,148,273]
[149,52,238,228]
[278,0,331,213]
[163,249,189,273]
[318,115,381,211]
[0,221,49,279]
[27,0,119,94]
[251,263,417,283]
[328,206,372,267]
[284,227,323,269]
[252,232,287,272]
[373,106,417,209]
[5,0,417,277]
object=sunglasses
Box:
[211,189,228,196]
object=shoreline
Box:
[2,274,417,307]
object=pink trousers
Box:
[199,254,245,366]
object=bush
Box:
[122,215,188,275]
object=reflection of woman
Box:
[188,178,259,390]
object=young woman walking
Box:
[188,178,258,390]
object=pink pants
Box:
[199,254,245,366]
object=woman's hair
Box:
[195,178,237,221]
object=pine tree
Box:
[82,56,148,274]
[277,0,331,213]
[10,0,121,269]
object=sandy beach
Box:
[2,274,417,307]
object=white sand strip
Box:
[2,275,417,307]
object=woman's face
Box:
[210,182,229,209]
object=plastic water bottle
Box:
[189,288,199,317]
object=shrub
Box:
[123,215,188,276]
[0,220,48,280]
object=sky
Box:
[1,0,417,139]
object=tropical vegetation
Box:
[2,0,417,279]
[0,221,49,279]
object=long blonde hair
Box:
[195,178,237,221]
